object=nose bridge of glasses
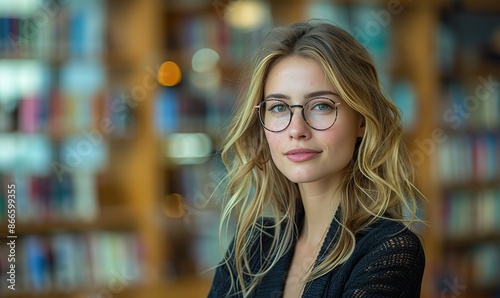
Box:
[289,104,304,111]
[289,104,306,120]
[288,104,309,126]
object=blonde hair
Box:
[218,20,423,297]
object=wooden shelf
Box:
[155,276,212,298]
[458,0,500,13]
[443,233,500,249]
[441,179,500,191]
[441,59,500,81]
[437,126,500,135]
[332,0,449,9]
[1,282,148,298]
[0,277,212,298]
[0,53,103,63]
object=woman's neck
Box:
[298,182,341,247]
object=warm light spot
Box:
[163,193,185,218]
[158,61,182,86]
[225,1,268,30]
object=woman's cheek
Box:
[264,133,282,166]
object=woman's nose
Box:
[287,110,311,140]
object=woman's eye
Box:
[269,104,287,113]
[311,102,333,111]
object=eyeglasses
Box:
[255,97,340,132]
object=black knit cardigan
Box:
[208,208,425,297]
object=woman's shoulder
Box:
[355,217,425,259]
[359,216,421,237]
[331,218,426,297]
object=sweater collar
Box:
[302,206,342,296]
[254,206,342,297]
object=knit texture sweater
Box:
[208,208,425,297]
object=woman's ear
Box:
[357,116,366,138]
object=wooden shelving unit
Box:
[1,0,498,297]
[0,0,175,297]
[436,4,500,297]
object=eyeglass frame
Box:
[254,97,341,132]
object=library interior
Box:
[0,0,499,297]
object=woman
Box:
[209,20,425,297]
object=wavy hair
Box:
[218,20,423,297]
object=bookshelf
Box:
[433,3,500,297]
[384,1,500,297]
[0,0,173,297]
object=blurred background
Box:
[0,0,499,297]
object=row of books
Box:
[1,89,133,136]
[0,132,107,173]
[0,231,144,294]
[438,133,499,184]
[440,80,500,131]
[0,171,101,222]
[442,187,500,238]
[443,244,500,288]
[0,62,137,138]
[0,0,105,58]
[2,92,102,135]
[0,58,110,131]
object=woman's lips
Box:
[284,148,321,162]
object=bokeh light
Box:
[163,193,185,218]
[157,61,182,86]
[224,0,269,30]
[191,48,220,73]
[165,133,213,165]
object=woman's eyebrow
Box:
[263,93,290,100]
[305,90,339,98]
[263,90,339,101]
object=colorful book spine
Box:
[443,188,500,238]
[0,169,99,223]
[441,80,500,130]
[438,134,500,185]
[0,0,105,58]
[0,232,144,295]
